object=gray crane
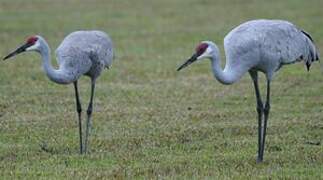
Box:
[177,19,319,163]
[3,31,114,154]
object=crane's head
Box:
[177,41,215,71]
[3,36,41,60]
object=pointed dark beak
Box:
[3,43,30,60]
[177,53,199,71]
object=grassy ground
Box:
[0,0,323,179]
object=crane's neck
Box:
[209,46,240,85]
[39,39,74,84]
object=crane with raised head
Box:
[177,19,319,162]
[3,31,114,154]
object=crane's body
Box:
[3,30,114,154]
[56,31,113,80]
[223,20,318,81]
[177,19,319,162]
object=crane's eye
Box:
[26,36,38,45]
[196,43,208,56]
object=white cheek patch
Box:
[197,46,212,60]
[26,41,40,51]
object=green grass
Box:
[0,0,323,179]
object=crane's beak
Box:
[177,53,199,71]
[3,43,29,61]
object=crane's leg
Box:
[84,79,95,154]
[249,71,264,163]
[259,79,271,162]
[74,81,83,154]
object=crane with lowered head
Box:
[3,31,114,154]
[177,19,319,162]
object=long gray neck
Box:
[39,39,75,84]
[210,46,239,85]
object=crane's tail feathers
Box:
[301,30,313,42]
[301,30,319,71]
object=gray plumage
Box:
[56,31,114,81]
[223,19,319,79]
[3,30,114,154]
[177,19,319,163]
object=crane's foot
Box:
[256,157,263,163]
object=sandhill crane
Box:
[3,31,114,154]
[177,19,319,162]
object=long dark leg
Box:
[249,71,264,163]
[259,79,271,162]
[84,79,96,153]
[74,81,83,154]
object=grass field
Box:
[0,0,323,179]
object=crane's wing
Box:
[268,26,320,70]
[56,31,114,69]
[300,30,319,61]
[91,31,114,68]
[224,20,319,72]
